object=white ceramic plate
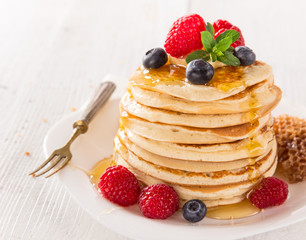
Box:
[43,77,306,240]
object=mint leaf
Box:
[186,28,241,67]
[205,22,215,36]
[214,36,232,52]
[211,52,218,62]
[186,50,209,64]
[212,46,224,57]
[217,50,240,66]
[203,55,210,61]
[215,29,240,44]
[201,31,215,53]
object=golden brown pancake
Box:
[121,111,272,144]
[130,79,281,114]
[129,61,272,101]
[120,127,274,162]
[121,91,281,128]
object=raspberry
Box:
[164,14,205,58]
[98,165,140,206]
[249,177,289,209]
[213,19,245,48]
[138,184,179,219]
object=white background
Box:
[0,0,306,239]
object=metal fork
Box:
[29,81,116,178]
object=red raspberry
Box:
[138,184,179,219]
[164,14,205,58]
[213,19,245,48]
[98,165,140,206]
[249,177,289,209]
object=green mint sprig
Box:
[186,22,241,66]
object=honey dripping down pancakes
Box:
[113,59,282,209]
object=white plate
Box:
[43,79,306,240]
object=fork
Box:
[29,81,116,178]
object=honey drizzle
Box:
[131,63,248,92]
[244,133,264,182]
[245,137,264,157]
[242,77,265,178]
[130,64,186,87]
[249,93,262,109]
[88,156,116,189]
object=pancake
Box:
[121,111,272,144]
[114,151,277,208]
[121,90,280,128]
[178,157,273,208]
[122,127,274,162]
[114,137,277,186]
[129,61,272,101]
[130,79,281,114]
[116,130,274,171]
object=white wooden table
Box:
[1,0,306,239]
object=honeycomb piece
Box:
[273,115,306,183]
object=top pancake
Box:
[130,79,281,114]
[129,61,272,102]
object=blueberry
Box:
[186,59,214,85]
[233,46,256,66]
[182,199,207,223]
[142,48,168,69]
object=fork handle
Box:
[81,81,116,123]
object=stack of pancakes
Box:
[114,60,282,208]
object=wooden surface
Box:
[1,0,305,239]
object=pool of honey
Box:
[88,156,115,189]
[206,199,261,220]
